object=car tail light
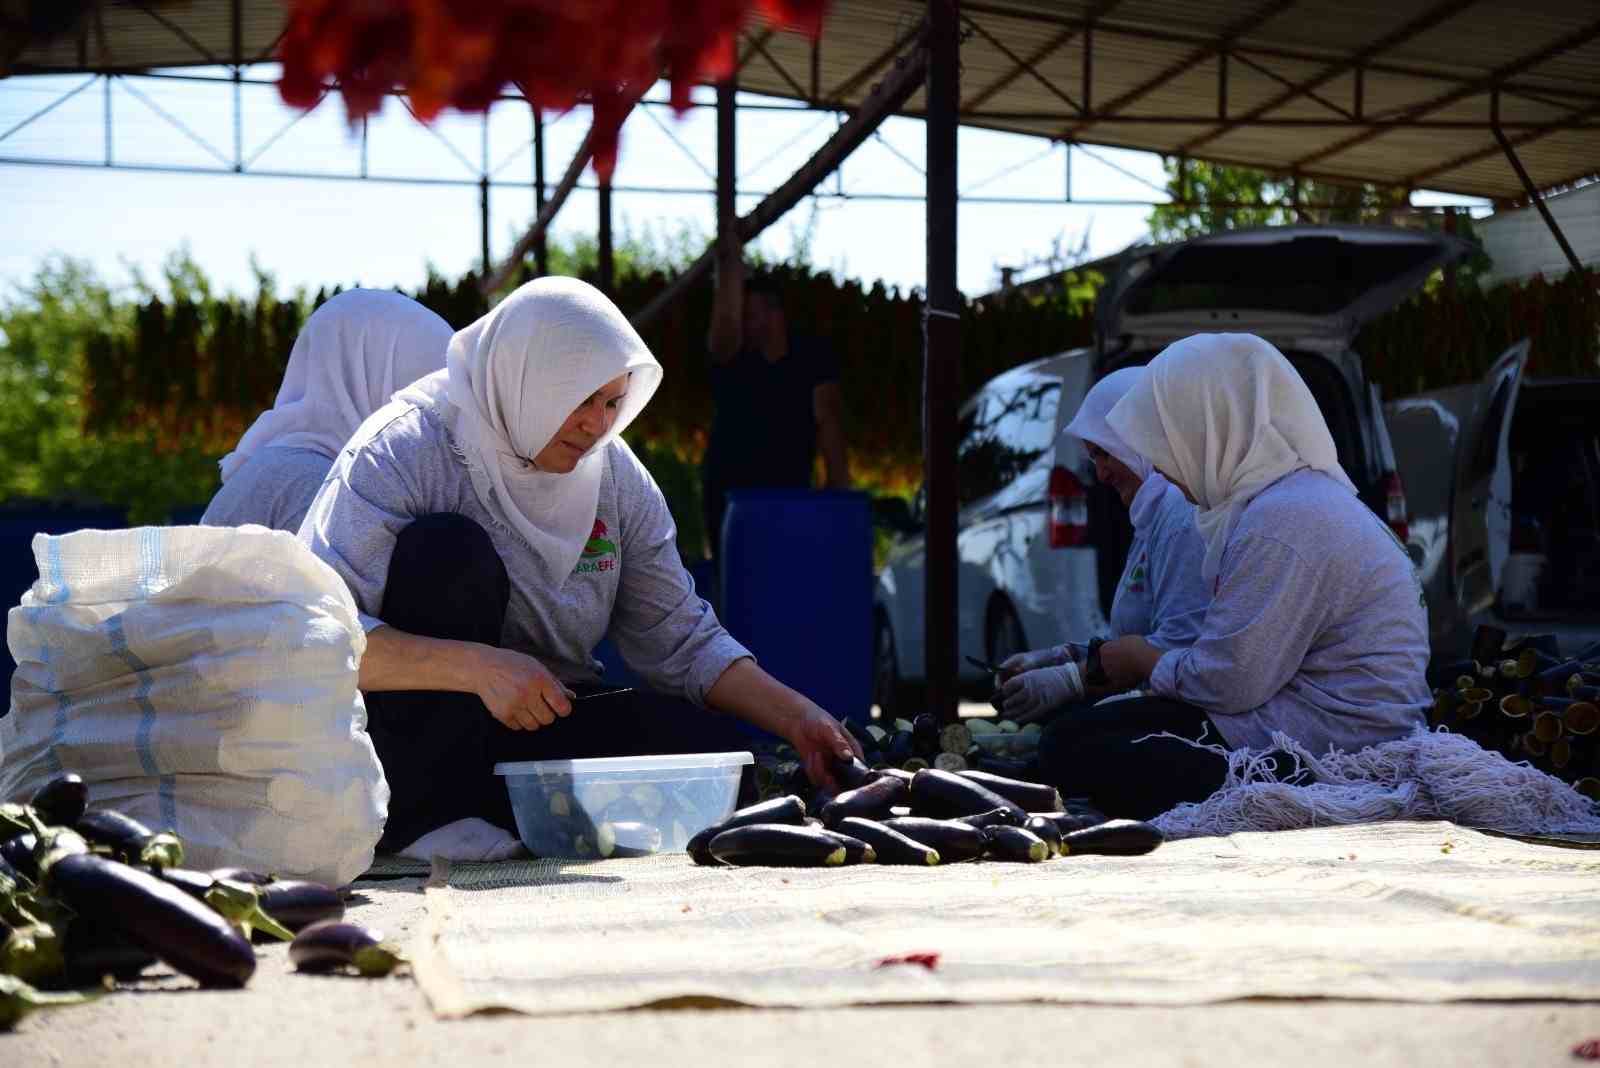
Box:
[1049,465,1088,548]
[1381,471,1409,544]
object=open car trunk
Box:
[1497,378,1600,621]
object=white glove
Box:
[998,643,1075,679]
[999,661,1085,720]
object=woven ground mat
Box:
[410,821,1600,1018]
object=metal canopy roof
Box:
[7,0,1598,203]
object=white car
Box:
[872,224,1468,717]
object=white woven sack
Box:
[1,525,388,885]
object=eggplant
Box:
[1029,811,1096,839]
[1,835,38,883]
[829,754,876,791]
[150,868,296,942]
[75,809,183,869]
[909,769,1027,821]
[956,770,1064,813]
[0,973,100,1032]
[685,795,808,865]
[42,850,256,988]
[1,923,64,985]
[29,775,88,830]
[954,807,1025,831]
[60,917,156,984]
[1060,819,1164,857]
[289,921,403,977]
[880,818,986,863]
[706,824,851,867]
[834,818,940,866]
[597,821,662,858]
[827,830,877,865]
[819,775,908,828]
[885,730,915,766]
[255,881,344,933]
[983,825,1050,863]
[208,867,275,886]
[876,768,916,787]
[1025,815,1064,856]
[844,720,880,759]
[911,714,941,758]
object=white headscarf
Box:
[218,289,450,482]
[1105,333,1356,582]
[398,277,662,580]
[1063,366,1154,482]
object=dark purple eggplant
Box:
[1024,815,1065,856]
[908,769,1027,821]
[829,753,876,790]
[834,818,940,866]
[1,835,39,882]
[880,817,986,863]
[209,867,275,886]
[956,770,1064,814]
[911,714,941,758]
[876,768,916,787]
[983,825,1050,863]
[819,775,908,828]
[1060,819,1164,857]
[1030,811,1098,838]
[707,824,850,867]
[29,775,88,829]
[42,850,255,988]
[954,807,1026,831]
[823,829,876,865]
[255,881,344,933]
[150,868,296,942]
[59,917,156,984]
[289,921,403,977]
[686,795,809,865]
[75,809,183,869]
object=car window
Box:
[956,380,1060,508]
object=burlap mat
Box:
[410,821,1600,1018]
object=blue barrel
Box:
[1,504,129,707]
[719,490,873,733]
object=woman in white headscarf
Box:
[201,289,452,531]
[299,277,862,852]
[1035,333,1429,820]
[994,367,1210,724]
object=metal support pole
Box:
[1493,120,1585,276]
[532,106,548,276]
[480,116,492,276]
[716,76,738,286]
[103,75,112,166]
[1218,51,1228,121]
[1064,140,1072,201]
[925,0,961,724]
[231,0,242,171]
[598,176,614,296]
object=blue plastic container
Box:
[718,489,874,731]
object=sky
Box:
[0,64,1491,303]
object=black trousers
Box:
[364,513,755,850]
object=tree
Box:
[1146,159,1410,243]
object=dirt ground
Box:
[6,874,1598,1068]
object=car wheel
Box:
[986,599,1028,668]
[873,614,904,721]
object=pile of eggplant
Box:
[0,772,399,1032]
[693,758,1161,869]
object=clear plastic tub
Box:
[494,751,753,859]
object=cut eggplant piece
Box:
[685,795,808,865]
[880,818,986,863]
[939,722,973,755]
[1061,819,1164,857]
[597,821,662,858]
[834,818,940,866]
[956,771,1064,813]
[983,825,1050,863]
[933,752,968,772]
[909,769,1027,821]
[706,824,850,867]
[819,775,908,828]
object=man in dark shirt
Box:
[702,266,849,559]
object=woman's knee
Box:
[382,513,509,638]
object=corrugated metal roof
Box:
[5,0,1596,201]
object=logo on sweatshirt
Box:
[576,519,617,574]
[1124,551,1147,593]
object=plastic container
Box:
[494,751,753,859]
[719,489,873,731]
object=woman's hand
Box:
[999,662,1084,725]
[471,646,575,731]
[786,704,865,794]
[997,644,1074,683]
[1097,636,1164,692]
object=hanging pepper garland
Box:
[276,0,829,180]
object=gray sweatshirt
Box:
[1109,474,1209,651]
[200,446,332,533]
[1150,468,1430,755]
[298,401,751,703]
